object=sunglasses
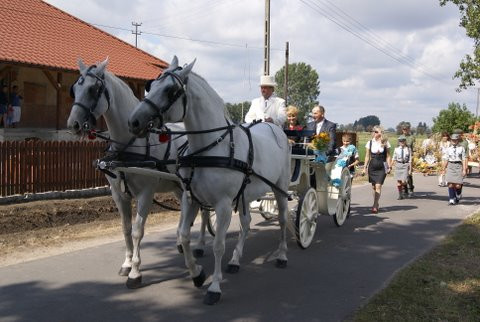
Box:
[372,130,379,133]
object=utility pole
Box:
[263,0,270,76]
[132,22,142,48]
[284,41,289,104]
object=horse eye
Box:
[89,86,101,98]
[167,87,177,100]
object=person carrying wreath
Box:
[391,135,412,200]
[361,125,391,213]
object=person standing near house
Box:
[401,125,415,197]
[0,85,8,128]
[8,85,22,128]
[244,75,286,127]
[305,105,337,156]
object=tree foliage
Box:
[225,101,250,124]
[439,0,480,90]
[354,115,380,130]
[274,62,320,124]
[432,102,476,133]
[415,122,428,135]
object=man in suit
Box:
[306,105,337,155]
[244,75,286,127]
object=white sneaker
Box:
[448,199,455,205]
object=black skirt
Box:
[368,155,386,184]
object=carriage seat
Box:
[284,129,315,155]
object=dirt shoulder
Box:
[0,193,182,267]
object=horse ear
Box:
[145,79,154,93]
[169,56,179,71]
[97,57,109,75]
[178,58,196,81]
[78,58,87,72]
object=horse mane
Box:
[103,71,139,109]
[189,72,231,122]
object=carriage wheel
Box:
[333,168,352,227]
[259,198,277,220]
[295,187,318,249]
[207,211,216,237]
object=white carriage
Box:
[208,129,353,249]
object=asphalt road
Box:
[1,173,479,322]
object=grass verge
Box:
[352,212,480,321]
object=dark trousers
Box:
[403,174,414,193]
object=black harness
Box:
[143,70,288,213]
[70,65,111,130]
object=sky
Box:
[45,0,479,128]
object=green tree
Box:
[225,101,250,124]
[439,0,480,90]
[354,115,380,129]
[274,62,320,123]
[432,102,476,133]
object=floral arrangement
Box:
[310,132,330,151]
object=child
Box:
[335,133,359,177]
[391,135,412,200]
[442,133,467,205]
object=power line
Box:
[300,0,449,84]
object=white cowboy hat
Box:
[259,75,276,87]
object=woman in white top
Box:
[361,125,391,213]
[437,132,451,186]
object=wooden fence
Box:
[0,141,108,196]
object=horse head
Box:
[128,56,195,137]
[67,57,111,135]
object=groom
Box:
[306,105,337,156]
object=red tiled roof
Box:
[0,0,168,80]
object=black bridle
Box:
[142,67,188,127]
[70,65,111,131]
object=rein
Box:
[139,69,289,213]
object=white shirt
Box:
[315,120,324,134]
[442,145,466,162]
[244,95,286,126]
[365,139,391,154]
[393,146,411,163]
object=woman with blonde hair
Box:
[283,105,304,145]
[361,125,392,213]
[284,105,303,131]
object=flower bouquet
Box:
[309,132,330,163]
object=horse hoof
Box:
[193,249,204,258]
[203,291,221,305]
[177,244,184,254]
[118,267,131,276]
[276,259,288,268]
[126,276,142,289]
[225,264,240,274]
[192,269,206,288]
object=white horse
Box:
[67,58,209,288]
[128,56,291,305]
